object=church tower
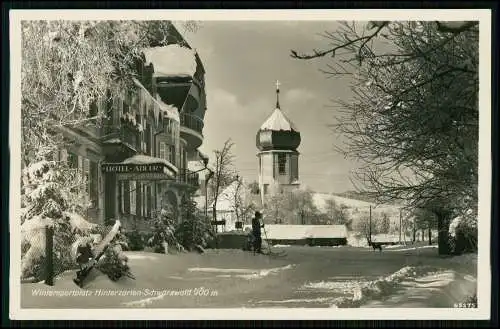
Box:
[256,81,301,206]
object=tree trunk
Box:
[412,226,416,243]
[212,202,218,248]
[436,211,451,255]
[428,226,432,245]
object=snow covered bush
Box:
[175,195,215,251]
[96,230,133,281]
[449,209,478,255]
[148,207,183,253]
[124,230,149,251]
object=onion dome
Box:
[256,81,301,151]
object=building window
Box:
[59,149,68,163]
[142,183,147,218]
[145,124,151,155]
[130,180,136,215]
[145,184,150,218]
[67,152,78,169]
[83,159,90,195]
[169,145,175,164]
[120,181,132,214]
[123,92,130,114]
[120,182,125,214]
[89,161,99,208]
[278,153,287,175]
[137,182,143,218]
[159,142,167,160]
[146,185,151,218]
[165,119,172,133]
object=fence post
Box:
[45,225,54,286]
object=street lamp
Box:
[205,169,214,218]
[187,156,213,219]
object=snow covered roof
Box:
[197,150,209,161]
[103,138,121,144]
[243,224,348,240]
[261,225,311,240]
[132,78,179,123]
[210,180,249,211]
[259,108,299,132]
[142,44,197,77]
[305,225,348,239]
[187,160,205,172]
[122,155,178,174]
[156,97,180,123]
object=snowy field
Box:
[21,245,477,309]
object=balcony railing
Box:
[180,113,204,136]
[178,169,200,188]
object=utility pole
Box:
[399,208,402,243]
[369,205,372,243]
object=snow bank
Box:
[122,292,166,308]
[143,44,197,77]
[383,244,405,249]
[253,297,335,305]
[125,254,160,261]
[385,245,438,252]
[361,270,477,308]
[188,264,296,280]
[303,265,438,308]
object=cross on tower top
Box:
[275,80,281,109]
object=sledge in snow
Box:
[242,230,288,258]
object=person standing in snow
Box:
[252,211,265,254]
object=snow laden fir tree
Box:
[20,158,132,281]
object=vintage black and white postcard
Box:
[8,9,492,320]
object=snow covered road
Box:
[20,245,477,309]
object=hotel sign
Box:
[102,163,166,174]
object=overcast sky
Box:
[180,21,360,194]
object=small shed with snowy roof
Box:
[209,179,258,233]
[242,224,348,247]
